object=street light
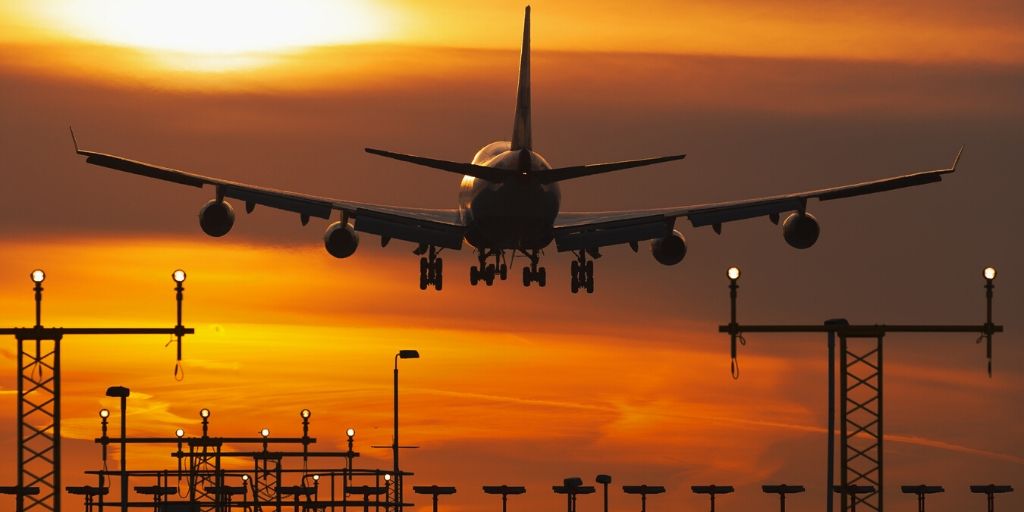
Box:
[171,269,187,380]
[30,269,45,283]
[30,269,45,326]
[595,475,611,512]
[622,485,666,512]
[105,386,130,512]
[984,267,997,281]
[762,484,805,512]
[900,485,944,512]
[727,266,740,281]
[394,349,420,511]
[172,269,187,283]
[727,266,742,379]
[200,408,211,437]
[970,484,1013,512]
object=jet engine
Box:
[324,221,359,258]
[782,212,820,249]
[650,230,687,265]
[198,199,235,237]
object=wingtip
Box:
[68,125,80,153]
[952,144,965,171]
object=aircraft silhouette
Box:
[72,6,961,293]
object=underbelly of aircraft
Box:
[460,180,559,251]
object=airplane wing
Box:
[552,148,962,252]
[72,132,466,249]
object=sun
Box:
[33,0,386,63]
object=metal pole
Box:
[502,494,508,512]
[432,494,438,512]
[394,362,400,512]
[839,334,849,512]
[54,337,62,512]
[119,395,127,512]
[601,482,608,512]
[16,336,24,512]
[710,493,715,512]
[780,493,785,512]
[827,330,835,512]
[641,493,647,512]
[878,335,885,511]
[985,278,994,376]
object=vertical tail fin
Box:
[510,6,532,151]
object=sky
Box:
[0,1,1022,511]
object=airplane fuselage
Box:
[458,141,561,250]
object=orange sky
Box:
[0,2,1022,512]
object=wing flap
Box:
[687,197,804,227]
[554,215,671,251]
[355,209,464,249]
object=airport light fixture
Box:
[691,485,734,512]
[413,485,458,512]
[595,475,611,512]
[30,269,45,283]
[175,428,184,438]
[260,428,270,438]
[970,484,1013,512]
[762,484,805,512]
[900,485,944,512]
[727,266,740,281]
[984,266,997,281]
[105,386,130,512]
[394,349,420,511]
[301,409,311,419]
[622,485,666,512]
[483,485,527,512]
[171,269,187,283]
[99,409,109,419]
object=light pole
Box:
[900,485,943,512]
[596,475,611,512]
[105,386,130,512]
[394,349,419,511]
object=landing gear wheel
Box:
[585,273,594,294]
[470,266,480,286]
[571,274,580,294]
[419,257,429,290]
[523,267,532,287]
[499,263,508,280]
[434,258,443,291]
[538,267,546,287]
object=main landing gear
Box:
[470,249,508,286]
[522,249,546,287]
[415,244,443,291]
[570,249,596,294]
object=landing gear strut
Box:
[521,249,546,287]
[570,249,595,294]
[416,244,443,291]
[470,249,507,286]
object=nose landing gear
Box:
[470,249,508,286]
[570,249,596,294]
[522,249,546,287]
[415,244,443,291]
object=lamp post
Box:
[105,386,130,512]
[483,485,526,512]
[622,485,665,512]
[596,475,611,512]
[762,484,805,512]
[900,485,943,512]
[970,484,1014,512]
[394,349,419,511]
[691,485,733,512]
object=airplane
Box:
[72,6,962,294]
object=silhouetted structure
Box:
[834,485,876,512]
[899,485,943,512]
[413,485,456,512]
[0,269,194,512]
[720,266,1004,512]
[393,351,419,511]
[970,484,1014,512]
[483,485,526,512]
[762,484,805,512]
[596,475,611,512]
[553,477,595,512]
[622,485,665,512]
[691,485,733,512]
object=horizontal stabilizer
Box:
[537,154,686,184]
[365,148,519,182]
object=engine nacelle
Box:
[650,230,688,266]
[324,221,359,259]
[199,199,235,237]
[782,212,820,249]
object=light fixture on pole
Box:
[394,349,420,511]
[105,386,130,512]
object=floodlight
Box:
[398,350,420,359]
[692,485,734,495]
[301,409,311,419]
[623,485,666,494]
[762,484,805,494]
[413,486,457,495]
[563,477,583,488]
[970,485,1013,494]
[30,269,45,283]
[99,409,110,419]
[346,427,355,437]
[727,267,741,280]
[313,474,320,482]
[596,475,611,484]
[900,485,944,495]
[984,267,997,280]
[384,474,392,482]
[175,428,184,438]
[483,486,526,495]
[260,428,270,438]
[172,269,187,283]
[241,475,249,482]
[199,408,210,419]
[105,386,130,398]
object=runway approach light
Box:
[301,409,311,419]
[199,408,210,419]
[313,474,320,482]
[241,475,249,482]
[260,428,270,438]
[347,428,355,437]
[727,267,741,281]
[984,267,997,280]
[30,269,45,283]
[384,474,392,482]
[99,409,109,419]
[175,428,184,438]
[398,349,420,359]
[172,269,187,283]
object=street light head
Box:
[99,409,110,419]
[172,269,187,283]
[199,408,211,419]
[175,428,184,438]
[384,474,392,482]
[727,267,741,281]
[313,474,320,482]
[398,349,420,359]
[301,409,311,419]
[241,474,249,482]
[346,427,355,437]
[30,269,46,283]
[596,475,612,484]
[105,386,130,398]
[260,428,270,438]
[984,266,997,281]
